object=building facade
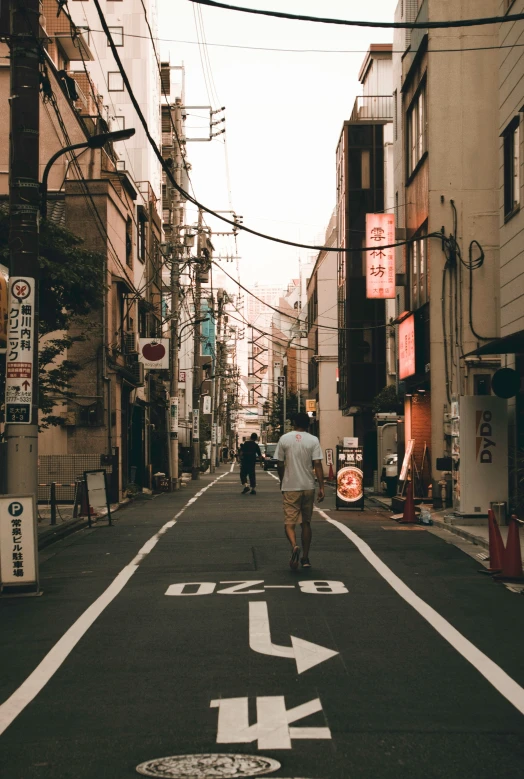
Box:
[307,211,354,472]
[392,0,501,505]
[336,45,394,485]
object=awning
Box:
[464,329,524,356]
[112,274,134,295]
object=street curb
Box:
[429,517,489,551]
[367,494,491,551]
[37,500,129,551]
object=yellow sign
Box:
[306,399,317,412]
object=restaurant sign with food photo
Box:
[336,445,364,510]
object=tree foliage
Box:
[268,391,300,440]
[0,211,105,427]
[371,384,403,415]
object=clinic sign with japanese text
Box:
[0,495,38,589]
[365,214,395,299]
[5,277,35,424]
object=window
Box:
[407,82,426,176]
[409,226,428,309]
[361,150,371,189]
[111,115,125,131]
[108,26,124,46]
[108,72,124,91]
[393,89,398,141]
[137,210,148,264]
[503,117,520,219]
[126,217,133,267]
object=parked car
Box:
[263,443,279,470]
[258,443,267,466]
[381,453,398,497]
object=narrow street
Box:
[1,464,524,779]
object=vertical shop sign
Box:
[399,314,416,379]
[170,397,179,434]
[5,278,35,424]
[365,214,395,299]
[192,408,200,441]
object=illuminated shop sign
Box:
[365,213,395,299]
[399,314,415,379]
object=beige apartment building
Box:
[392,0,504,508]
[493,1,524,512]
[0,1,163,500]
[307,211,354,471]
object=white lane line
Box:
[0,471,228,737]
[267,472,279,481]
[318,509,524,717]
[0,564,137,736]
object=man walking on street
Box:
[275,412,324,569]
[239,433,263,494]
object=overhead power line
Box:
[77,28,524,55]
[189,1,524,29]
[214,261,393,334]
[87,0,441,257]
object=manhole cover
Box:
[136,753,281,778]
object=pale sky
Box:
[158,1,398,287]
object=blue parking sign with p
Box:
[8,501,23,517]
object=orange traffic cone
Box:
[400,481,416,524]
[496,516,524,582]
[328,463,335,481]
[485,508,505,573]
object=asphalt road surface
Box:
[1,463,524,779]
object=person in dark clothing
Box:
[240,433,263,494]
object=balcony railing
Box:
[350,95,393,122]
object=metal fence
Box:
[350,96,393,122]
[38,454,113,503]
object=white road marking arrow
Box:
[249,601,338,674]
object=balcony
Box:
[350,95,393,122]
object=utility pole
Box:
[210,288,224,472]
[191,209,204,480]
[5,0,40,496]
[168,98,184,490]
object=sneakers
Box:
[301,557,311,568]
[289,546,300,570]
[241,486,250,494]
[250,489,256,495]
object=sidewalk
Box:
[35,471,197,550]
[371,494,524,557]
[37,499,127,550]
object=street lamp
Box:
[40,128,136,219]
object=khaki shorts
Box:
[283,490,315,525]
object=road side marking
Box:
[249,601,338,674]
[319,509,524,717]
[210,695,331,749]
[0,472,229,738]
[164,580,349,595]
[218,580,265,595]
[264,585,295,589]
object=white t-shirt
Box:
[274,430,323,492]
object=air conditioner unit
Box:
[78,402,103,427]
[123,332,138,354]
[127,360,145,387]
